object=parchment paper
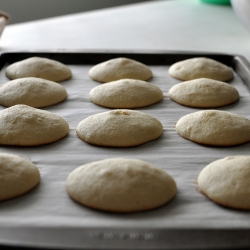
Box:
[0,62,249,249]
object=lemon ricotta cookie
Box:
[66,158,177,213]
[89,57,152,82]
[0,104,69,146]
[0,153,40,201]
[5,57,72,82]
[0,77,67,108]
[197,156,250,210]
[175,110,250,146]
[76,109,163,147]
[168,78,239,108]
[168,57,234,81]
[89,78,163,108]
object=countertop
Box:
[0,0,250,61]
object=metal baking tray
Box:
[0,51,250,250]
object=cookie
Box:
[66,158,177,212]
[168,78,239,108]
[0,153,40,201]
[88,57,152,82]
[197,156,250,210]
[0,77,67,108]
[0,104,69,146]
[175,110,250,146]
[76,109,163,147]
[89,78,163,108]
[5,57,72,82]
[168,57,234,81]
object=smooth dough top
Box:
[66,158,177,213]
[0,153,40,201]
[168,78,239,108]
[197,156,250,210]
[0,104,69,146]
[89,78,163,108]
[5,57,72,82]
[175,110,250,146]
[168,57,234,81]
[0,77,67,108]
[88,57,153,82]
[76,109,163,147]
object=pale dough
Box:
[89,78,163,108]
[168,57,234,81]
[66,158,177,212]
[0,153,40,201]
[175,110,250,146]
[168,78,239,108]
[5,57,72,82]
[76,109,163,147]
[0,77,67,108]
[197,156,250,210]
[0,104,69,146]
[88,57,152,82]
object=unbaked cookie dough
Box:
[0,104,69,146]
[66,158,177,212]
[168,57,234,81]
[89,78,163,108]
[0,77,67,108]
[175,110,250,146]
[89,57,152,82]
[5,57,72,82]
[0,153,40,201]
[76,109,163,147]
[197,156,250,210]
[168,78,239,108]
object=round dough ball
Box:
[0,104,69,146]
[197,156,250,210]
[5,57,72,82]
[175,110,250,146]
[168,57,234,81]
[168,78,239,108]
[89,78,163,108]
[76,109,163,147]
[88,57,152,82]
[66,158,177,212]
[0,153,40,201]
[0,77,67,108]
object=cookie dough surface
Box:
[88,57,152,82]
[168,78,239,108]
[76,109,163,147]
[0,77,67,108]
[175,110,250,146]
[168,57,234,81]
[89,78,163,108]
[0,153,40,201]
[0,104,69,146]
[197,156,250,210]
[66,158,177,213]
[5,57,72,82]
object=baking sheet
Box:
[0,51,249,250]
